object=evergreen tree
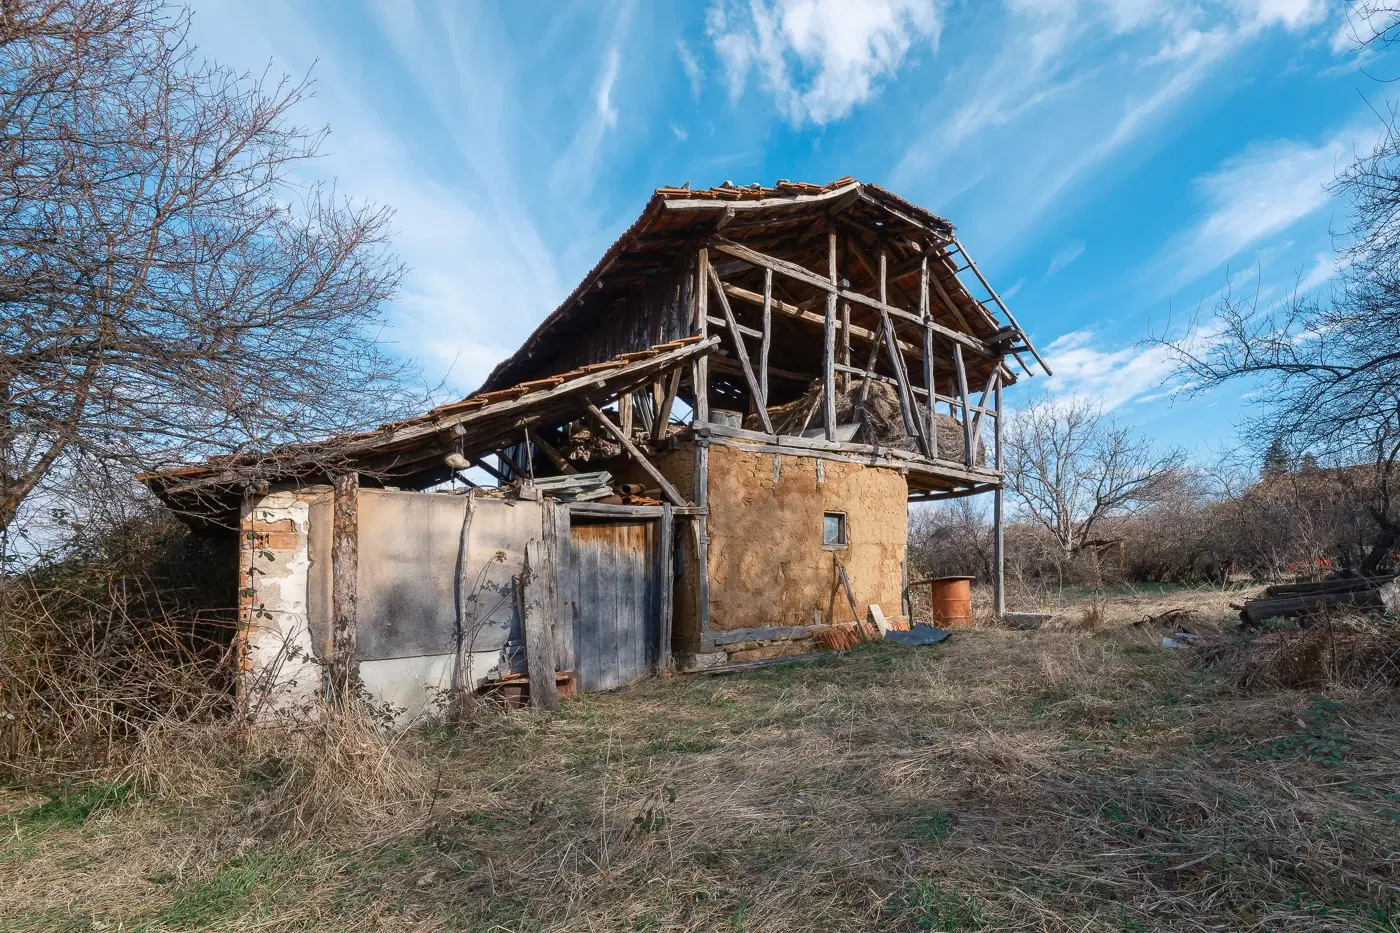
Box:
[1262,438,1290,478]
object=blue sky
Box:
[188,0,1390,457]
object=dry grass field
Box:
[4,587,1399,932]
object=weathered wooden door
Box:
[566,519,659,691]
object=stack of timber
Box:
[532,471,614,502]
[1238,574,1400,625]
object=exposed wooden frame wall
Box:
[693,230,1007,486]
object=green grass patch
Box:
[15,782,133,830]
[157,853,290,929]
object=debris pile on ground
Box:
[1236,574,1399,625]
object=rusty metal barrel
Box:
[918,575,975,627]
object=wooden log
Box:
[330,471,359,701]
[586,402,687,507]
[708,265,774,433]
[519,539,558,710]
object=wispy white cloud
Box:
[677,39,704,97]
[1157,121,1369,288]
[1040,324,1218,410]
[551,30,628,197]
[706,0,942,125]
[670,122,689,141]
[1001,278,1027,299]
[1046,241,1085,276]
[892,0,1331,254]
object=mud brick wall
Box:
[704,445,907,631]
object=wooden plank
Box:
[994,380,1004,473]
[330,471,359,700]
[760,267,772,411]
[709,622,826,646]
[651,368,682,443]
[520,538,558,709]
[993,484,1005,619]
[525,428,577,475]
[953,343,973,466]
[658,503,675,673]
[839,301,851,392]
[567,502,666,519]
[660,182,860,214]
[708,264,774,433]
[551,501,574,672]
[618,393,633,437]
[823,225,838,441]
[586,402,688,508]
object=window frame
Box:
[821,510,848,550]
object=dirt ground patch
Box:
[3,593,1398,932]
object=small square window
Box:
[822,512,847,549]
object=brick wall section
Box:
[238,488,327,713]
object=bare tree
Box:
[1002,395,1185,572]
[0,0,417,536]
[1160,4,1400,575]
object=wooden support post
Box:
[658,503,675,674]
[708,265,774,433]
[994,380,1004,472]
[330,471,359,703]
[586,402,688,507]
[694,248,710,424]
[525,427,577,475]
[519,539,557,710]
[760,267,772,411]
[993,380,1005,619]
[994,485,1005,620]
[823,226,838,440]
[694,443,710,637]
[953,343,973,466]
[920,257,937,460]
[651,368,682,443]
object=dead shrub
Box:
[1238,620,1400,690]
[125,702,431,840]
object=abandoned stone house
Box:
[147,177,1046,717]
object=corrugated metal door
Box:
[567,520,658,691]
